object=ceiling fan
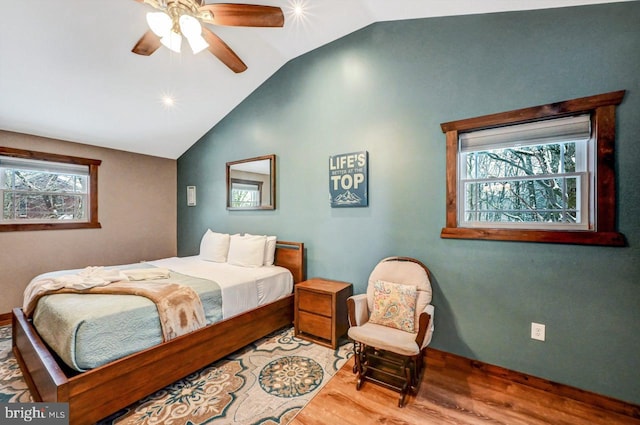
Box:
[131,0,285,73]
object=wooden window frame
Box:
[0,147,102,232]
[440,90,626,246]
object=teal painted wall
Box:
[178,3,640,404]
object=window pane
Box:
[459,134,587,229]
[464,142,579,179]
[231,189,259,207]
[1,163,90,223]
[564,143,576,173]
[230,180,262,208]
[465,154,477,179]
[4,170,88,193]
[3,192,86,221]
[463,176,580,225]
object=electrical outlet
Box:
[531,322,545,341]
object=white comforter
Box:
[146,255,293,318]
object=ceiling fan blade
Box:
[201,27,247,73]
[132,30,162,56]
[198,4,284,27]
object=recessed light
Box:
[162,96,175,107]
[288,0,309,23]
[159,92,177,110]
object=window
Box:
[230,178,262,208]
[440,91,626,246]
[460,115,592,230]
[0,147,101,231]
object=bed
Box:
[12,239,305,425]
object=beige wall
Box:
[0,131,177,314]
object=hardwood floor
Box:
[291,353,640,425]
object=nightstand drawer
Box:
[294,278,353,348]
[298,311,332,341]
[298,290,332,316]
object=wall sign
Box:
[329,151,368,207]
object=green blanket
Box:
[31,264,222,372]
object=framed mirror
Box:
[226,154,276,210]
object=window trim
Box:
[440,90,626,246]
[0,147,102,232]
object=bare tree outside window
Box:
[230,179,262,208]
[2,168,88,221]
[462,141,584,226]
[0,147,101,232]
[440,91,626,246]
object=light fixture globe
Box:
[186,35,209,54]
[146,12,172,37]
[160,30,182,53]
[178,15,200,37]
[179,15,209,54]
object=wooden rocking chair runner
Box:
[347,257,435,407]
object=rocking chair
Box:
[347,257,435,407]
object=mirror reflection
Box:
[226,154,276,210]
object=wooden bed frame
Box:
[12,241,305,425]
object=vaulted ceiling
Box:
[0,0,631,159]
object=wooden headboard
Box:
[274,241,305,283]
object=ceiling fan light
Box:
[187,34,209,54]
[160,30,182,53]
[178,15,202,38]
[146,12,172,37]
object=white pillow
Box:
[245,233,277,266]
[199,229,230,263]
[264,236,277,266]
[227,234,267,267]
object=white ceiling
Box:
[0,0,632,159]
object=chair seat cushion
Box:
[348,322,420,356]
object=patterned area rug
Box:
[0,325,352,424]
[0,326,32,403]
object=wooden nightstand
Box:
[294,278,353,349]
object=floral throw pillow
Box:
[369,280,417,333]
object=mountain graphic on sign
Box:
[334,190,362,205]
